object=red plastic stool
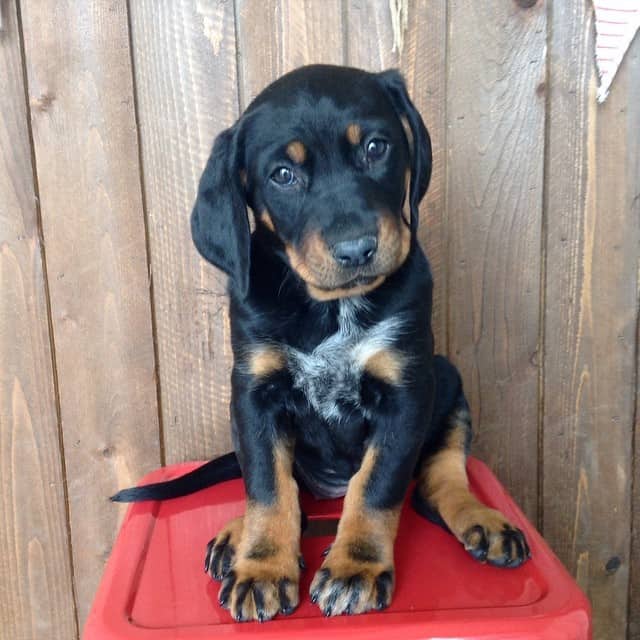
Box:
[84,457,591,639]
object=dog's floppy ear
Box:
[376,69,432,232]
[191,124,250,297]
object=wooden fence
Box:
[1,1,638,638]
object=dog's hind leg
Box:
[412,356,531,568]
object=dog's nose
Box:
[332,235,378,267]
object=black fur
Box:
[112,65,466,517]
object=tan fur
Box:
[417,412,520,562]
[286,231,387,301]
[334,448,400,565]
[260,210,276,232]
[311,447,400,614]
[215,516,244,548]
[229,444,301,620]
[363,349,405,385]
[285,233,335,288]
[286,140,306,164]
[346,123,362,145]
[400,217,411,260]
[205,516,244,581]
[284,213,409,301]
[418,417,473,536]
[248,346,286,378]
[285,243,325,286]
[400,116,413,154]
[306,276,387,302]
[377,213,410,270]
[402,168,412,224]
[239,169,248,187]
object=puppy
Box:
[113,65,530,622]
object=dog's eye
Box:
[365,138,389,162]
[270,166,297,186]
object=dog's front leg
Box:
[310,380,431,616]
[206,364,301,622]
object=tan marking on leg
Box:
[248,346,286,378]
[286,140,306,164]
[205,516,244,580]
[334,448,400,566]
[418,415,481,537]
[310,448,399,615]
[223,444,301,621]
[238,446,300,564]
[239,169,248,187]
[346,123,362,145]
[417,411,529,566]
[260,210,276,232]
[363,349,405,385]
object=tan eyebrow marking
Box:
[286,140,306,164]
[346,123,362,145]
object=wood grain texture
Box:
[346,0,448,352]
[129,0,238,463]
[446,1,546,521]
[543,4,640,638]
[0,3,78,638]
[19,0,161,627]
[398,0,447,354]
[236,0,344,107]
[346,0,398,71]
[627,29,640,640]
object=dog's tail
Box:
[110,451,242,502]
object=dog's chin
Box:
[304,274,387,302]
[335,274,380,289]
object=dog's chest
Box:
[286,300,405,422]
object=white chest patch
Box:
[286,299,407,422]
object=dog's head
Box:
[191,65,431,301]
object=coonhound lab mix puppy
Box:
[112,65,530,622]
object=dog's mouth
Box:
[314,274,380,291]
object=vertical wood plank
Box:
[129,1,239,462]
[543,4,640,637]
[346,0,397,70]
[446,1,546,521]
[401,1,447,354]
[346,0,448,352]
[0,3,78,637]
[236,0,344,108]
[19,0,161,627]
[627,28,640,640]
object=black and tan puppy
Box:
[113,65,530,622]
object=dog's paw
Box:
[309,556,394,616]
[218,558,299,622]
[204,516,244,581]
[461,509,531,568]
